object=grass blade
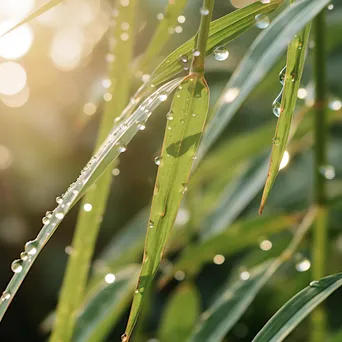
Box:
[252,273,342,342]
[0,78,182,322]
[50,2,139,341]
[158,283,200,342]
[123,72,210,341]
[259,23,312,214]
[0,0,64,38]
[73,265,140,342]
[197,0,331,162]
[147,0,282,87]
[188,209,316,342]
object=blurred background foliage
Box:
[0,0,342,341]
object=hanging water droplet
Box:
[45,211,53,218]
[179,54,188,63]
[166,112,174,120]
[56,196,63,204]
[11,259,23,273]
[121,333,128,342]
[25,240,38,256]
[136,121,146,130]
[154,156,161,165]
[309,280,320,287]
[200,7,209,15]
[116,142,127,153]
[148,220,154,229]
[213,46,229,61]
[319,165,335,180]
[20,252,28,261]
[279,66,286,85]
[1,291,10,302]
[42,216,50,225]
[272,90,283,117]
[255,14,270,29]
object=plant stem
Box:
[190,0,214,75]
[311,9,328,342]
[50,2,138,341]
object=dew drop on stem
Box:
[25,241,39,258]
[11,259,23,273]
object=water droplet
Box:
[224,88,240,103]
[134,289,139,294]
[213,46,229,61]
[42,216,50,225]
[1,291,10,302]
[200,7,209,15]
[178,15,186,24]
[25,240,38,256]
[148,220,154,229]
[328,4,334,10]
[240,270,250,281]
[272,90,283,117]
[193,50,200,57]
[259,239,272,251]
[56,196,63,204]
[166,112,174,120]
[154,156,161,165]
[296,258,311,272]
[112,168,120,176]
[45,211,53,218]
[159,93,168,102]
[116,142,127,153]
[329,98,342,111]
[20,252,28,261]
[83,203,92,212]
[319,165,335,180]
[55,212,64,220]
[136,121,146,130]
[156,12,164,21]
[255,14,270,29]
[121,333,128,342]
[213,254,225,265]
[104,273,116,284]
[11,259,23,273]
[297,88,308,99]
[309,280,320,287]
[181,183,188,194]
[279,151,290,170]
[279,66,286,85]
[179,54,188,63]
[272,137,280,145]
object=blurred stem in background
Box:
[311,9,328,342]
[50,2,138,341]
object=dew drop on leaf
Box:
[255,14,270,29]
[213,46,229,61]
[154,156,161,166]
[11,259,23,273]
[25,240,38,256]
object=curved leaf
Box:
[197,0,331,162]
[252,273,342,342]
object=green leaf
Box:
[197,0,331,161]
[187,259,279,342]
[165,213,301,279]
[123,74,210,340]
[259,23,312,213]
[0,78,182,322]
[159,283,200,342]
[148,1,282,87]
[0,0,65,38]
[252,273,342,342]
[73,265,140,342]
[50,2,139,341]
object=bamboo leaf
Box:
[148,1,282,87]
[50,2,139,341]
[259,23,312,214]
[123,74,210,340]
[252,273,342,342]
[187,259,278,342]
[158,283,200,342]
[197,0,331,162]
[0,0,65,38]
[73,265,140,342]
[0,78,182,322]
